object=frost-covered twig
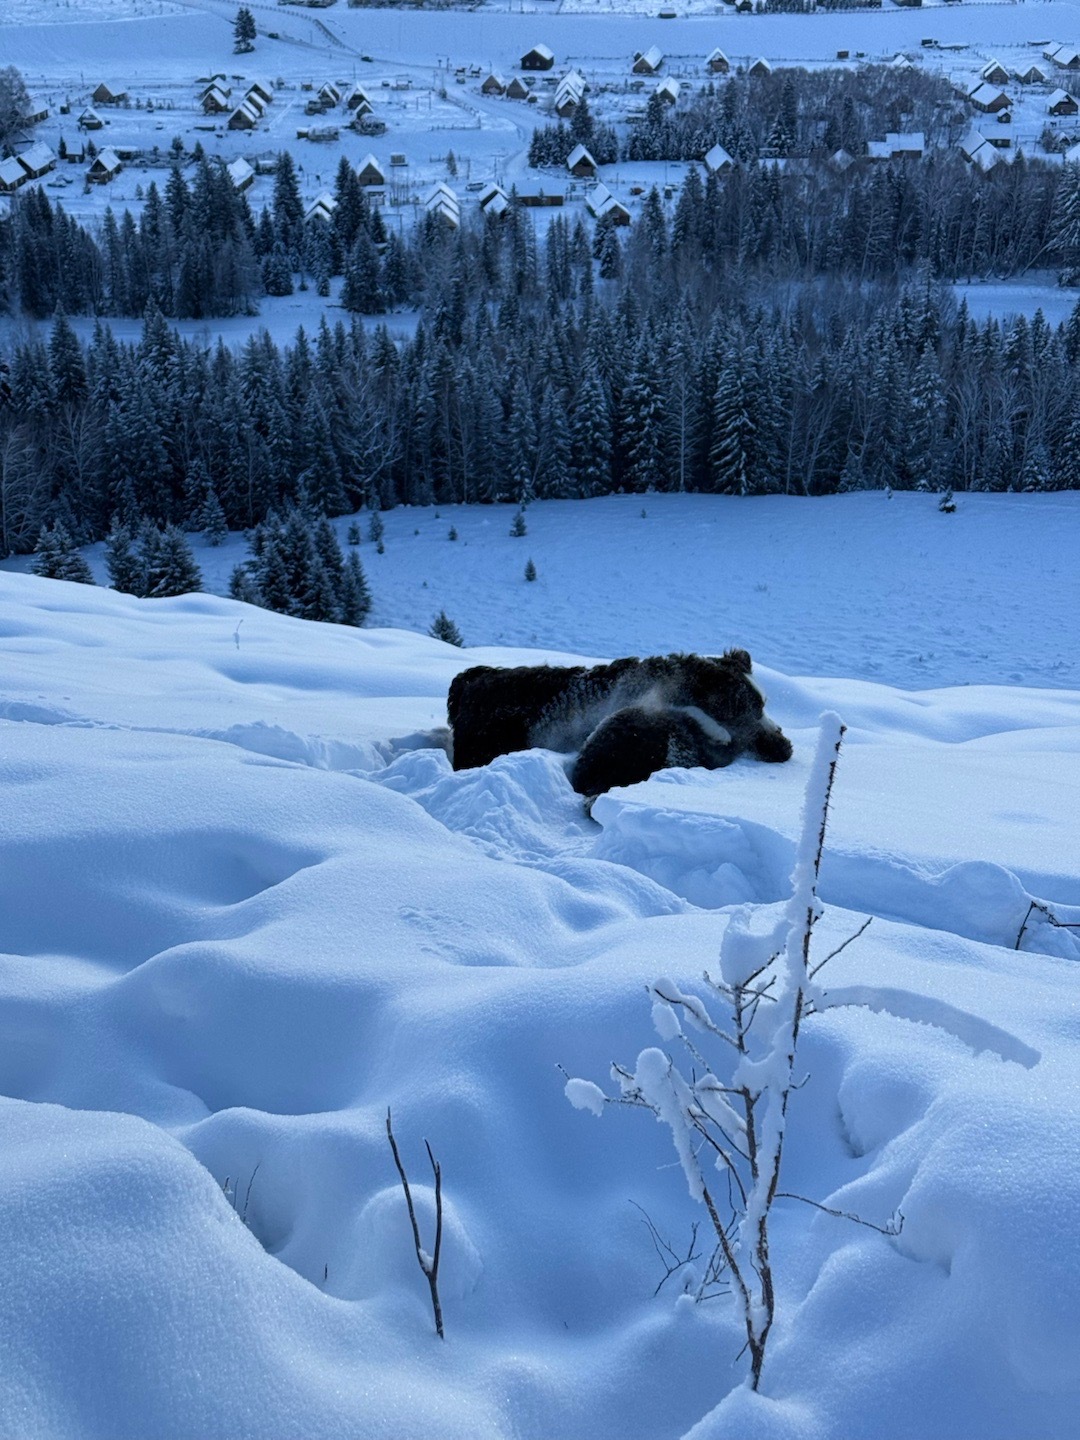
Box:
[809,915,873,979]
[566,713,885,1394]
[386,1108,445,1339]
[1015,899,1080,951]
[775,1191,903,1237]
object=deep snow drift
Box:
[0,497,1078,1438]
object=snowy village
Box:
[0,0,1079,1436]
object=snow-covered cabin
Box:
[0,157,27,193]
[655,77,680,105]
[228,100,261,131]
[22,97,48,126]
[566,143,598,178]
[17,142,56,179]
[981,59,1008,85]
[633,47,664,75]
[356,154,385,186]
[91,82,127,105]
[247,79,275,105]
[521,44,555,72]
[78,107,104,131]
[478,182,509,216]
[226,156,255,192]
[319,81,341,107]
[425,182,461,227]
[585,183,630,224]
[704,142,734,175]
[866,132,924,161]
[1017,63,1048,85]
[60,137,86,164]
[87,148,122,184]
[1048,89,1079,116]
[1050,45,1080,70]
[202,85,231,114]
[243,89,268,116]
[480,73,507,96]
[705,48,730,75]
[517,183,565,207]
[1066,141,1080,164]
[958,129,989,162]
[506,77,531,100]
[968,83,1010,114]
[748,58,773,78]
[305,191,337,224]
[343,84,371,110]
[553,70,586,117]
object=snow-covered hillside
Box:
[1,503,1078,1437]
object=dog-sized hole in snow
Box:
[447,650,792,797]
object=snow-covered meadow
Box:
[1,491,1078,1438]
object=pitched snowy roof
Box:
[477,181,506,206]
[90,147,121,171]
[226,157,254,189]
[1048,88,1077,108]
[0,157,26,187]
[958,129,989,161]
[425,182,460,214]
[704,142,733,172]
[566,143,597,171]
[357,152,385,178]
[555,70,586,99]
[17,142,56,174]
[305,191,337,221]
[968,83,1009,107]
[635,46,664,72]
[706,48,728,64]
[1066,141,1080,164]
[524,43,554,61]
[656,77,680,102]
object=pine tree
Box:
[368,506,385,544]
[524,558,537,582]
[339,550,372,627]
[105,520,143,593]
[200,487,228,545]
[430,610,463,646]
[347,521,361,545]
[710,344,757,496]
[32,524,95,584]
[510,509,527,537]
[144,525,203,597]
[233,6,256,54]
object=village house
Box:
[201,85,231,114]
[91,82,127,105]
[1048,88,1079,116]
[480,73,507,96]
[655,76,680,105]
[226,156,255,192]
[566,143,598,178]
[981,59,1009,85]
[425,182,461,227]
[343,84,371,110]
[585,183,630,224]
[517,183,565,207]
[356,153,385,186]
[748,57,773,78]
[1017,63,1048,85]
[228,100,261,130]
[633,46,664,75]
[318,81,341,107]
[305,191,337,224]
[78,107,104,130]
[16,142,57,180]
[478,182,509,216]
[967,82,1010,113]
[1047,44,1080,70]
[706,48,730,75]
[0,158,27,194]
[506,76,531,100]
[22,97,49,126]
[554,71,585,118]
[866,131,925,160]
[704,141,734,175]
[521,44,555,72]
[87,147,122,183]
[60,137,86,163]
[247,78,275,105]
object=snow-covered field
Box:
[1,491,1079,1438]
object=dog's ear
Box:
[721,647,752,673]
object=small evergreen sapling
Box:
[524,558,537,581]
[510,509,527,538]
[347,522,361,546]
[430,610,464,647]
[31,523,94,585]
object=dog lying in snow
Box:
[447,650,792,797]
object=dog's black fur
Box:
[447,649,792,792]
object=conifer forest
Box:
[4,63,1080,570]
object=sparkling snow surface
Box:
[1,488,1079,1437]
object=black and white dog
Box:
[447,649,792,797]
